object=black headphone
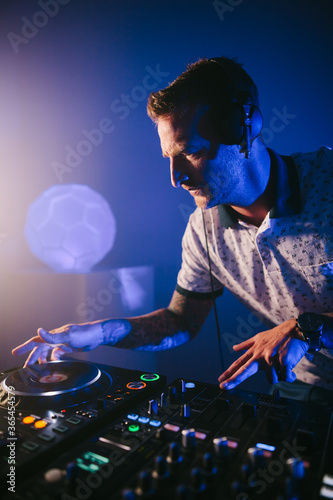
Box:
[209,57,263,158]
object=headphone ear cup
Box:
[249,106,263,141]
[218,104,263,145]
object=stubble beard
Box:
[201,147,246,209]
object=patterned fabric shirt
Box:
[176,147,333,390]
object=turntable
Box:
[0,360,166,490]
[1,360,112,410]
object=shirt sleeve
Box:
[176,210,224,299]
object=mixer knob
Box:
[153,455,169,477]
[168,386,177,403]
[44,468,64,483]
[63,461,82,489]
[286,458,305,480]
[167,442,182,462]
[135,470,155,497]
[190,468,206,495]
[152,455,169,483]
[176,484,193,500]
[213,437,229,460]
[180,404,190,419]
[166,442,183,475]
[160,392,166,408]
[285,458,305,499]
[246,447,266,470]
[181,428,196,451]
[155,426,168,442]
[148,399,158,416]
[122,489,138,500]
[202,452,217,479]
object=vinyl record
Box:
[2,361,102,396]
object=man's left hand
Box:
[218,319,309,389]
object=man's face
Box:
[157,104,266,209]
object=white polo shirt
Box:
[176,147,333,390]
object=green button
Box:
[22,441,39,451]
[38,433,55,442]
[67,417,82,425]
[53,425,68,433]
[128,424,140,432]
[140,374,160,382]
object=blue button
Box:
[127,413,139,421]
[149,420,161,427]
[138,416,150,424]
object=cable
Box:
[201,209,225,373]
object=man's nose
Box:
[170,157,189,188]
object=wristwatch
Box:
[296,312,324,352]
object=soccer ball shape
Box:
[25,184,117,272]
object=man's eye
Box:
[186,148,206,159]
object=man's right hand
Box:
[12,323,104,367]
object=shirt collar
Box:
[217,148,301,229]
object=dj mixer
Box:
[0,360,332,499]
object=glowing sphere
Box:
[25,184,116,272]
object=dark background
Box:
[0,0,332,387]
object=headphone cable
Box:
[201,209,225,374]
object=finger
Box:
[284,367,297,383]
[220,361,259,390]
[51,346,73,361]
[218,351,253,382]
[38,350,49,364]
[219,356,256,387]
[38,328,67,345]
[24,345,50,367]
[23,346,41,367]
[12,336,42,356]
[233,339,255,351]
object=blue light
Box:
[185,382,195,389]
[256,443,276,452]
[138,416,150,424]
[149,420,161,427]
[127,413,139,421]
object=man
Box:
[12,57,333,402]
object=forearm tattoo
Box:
[101,292,210,351]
